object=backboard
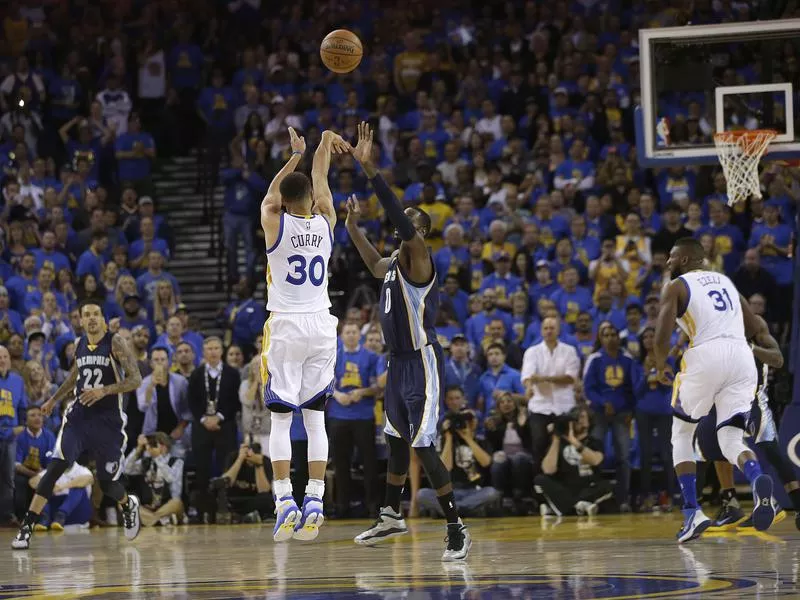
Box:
[636,18,800,167]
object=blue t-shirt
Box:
[329,346,379,421]
[75,249,104,281]
[478,364,524,415]
[5,275,37,312]
[0,371,27,440]
[16,427,56,471]
[136,271,181,307]
[168,43,204,90]
[479,273,523,303]
[129,238,171,273]
[115,132,155,181]
[748,223,794,285]
[31,249,70,276]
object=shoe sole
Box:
[10,541,29,550]
[678,517,711,543]
[773,510,786,526]
[752,475,775,532]
[442,537,472,562]
[273,510,300,542]
[124,496,142,542]
[293,512,324,541]
[354,527,408,546]
[705,514,747,532]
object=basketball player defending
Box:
[695,315,800,531]
[261,127,348,542]
[654,238,775,543]
[347,122,470,561]
[12,300,143,549]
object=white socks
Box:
[274,478,292,500]
[306,478,325,500]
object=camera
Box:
[447,409,475,431]
[209,475,230,492]
[553,413,577,436]
[249,442,262,455]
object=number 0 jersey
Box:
[266,212,333,313]
[676,270,746,347]
[74,332,122,410]
[379,254,440,353]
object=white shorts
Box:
[260,310,338,410]
[672,339,757,425]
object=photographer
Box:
[123,432,185,527]
[212,437,273,524]
[416,387,501,517]
[534,406,613,516]
[485,395,534,514]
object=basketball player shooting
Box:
[260,127,349,542]
[12,301,143,550]
[346,122,471,561]
[654,238,776,543]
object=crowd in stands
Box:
[1,0,798,529]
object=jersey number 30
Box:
[81,368,103,389]
[286,254,325,286]
[707,288,734,312]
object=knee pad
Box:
[269,410,293,462]
[717,425,750,467]
[671,418,698,465]
[301,408,328,463]
[35,459,71,499]
[386,434,411,475]
[99,479,126,503]
[415,445,451,490]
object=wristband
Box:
[575,443,585,453]
[292,150,302,156]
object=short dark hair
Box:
[279,172,312,204]
[79,298,104,316]
[407,207,432,237]
[444,385,464,396]
[91,230,108,243]
[150,346,170,360]
[486,341,506,355]
[673,237,704,260]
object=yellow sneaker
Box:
[49,521,64,532]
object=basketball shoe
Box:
[706,498,745,531]
[750,474,775,531]
[293,496,324,541]
[273,496,300,542]
[122,494,141,541]
[354,506,408,545]
[11,523,32,550]
[676,507,711,543]
[442,520,471,561]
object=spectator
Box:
[652,203,692,254]
[151,280,178,335]
[329,322,381,518]
[0,286,24,345]
[75,231,108,282]
[6,252,37,312]
[123,433,184,527]
[748,199,793,322]
[239,356,271,452]
[214,439,273,524]
[221,154,266,285]
[477,342,525,417]
[29,462,94,530]
[484,394,534,514]
[172,341,197,379]
[635,327,676,512]
[114,112,156,191]
[416,387,501,517]
[188,337,241,521]
[583,324,639,511]
[129,218,170,274]
[137,347,191,458]
[521,317,581,468]
[13,405,55,519]
[444,334,482,412]
[96,74,132,134]
[535,406,613,516]
[136,252,180,307]
[732,249,777,319]
[479,252,522,311]
[22,361,57,431]
[155,316,199,363]
[32,230,70,275]
[0,345,26,525]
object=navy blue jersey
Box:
[74,332,121,410]
[379,254,440,353]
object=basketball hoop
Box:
[713,129,777,206]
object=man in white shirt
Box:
[96,75,132,135]
[520,317,581,469]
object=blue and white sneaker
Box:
[751,474,775,531]
[273,496,300,542]
[676,507,712,543]
[293,496,324,541]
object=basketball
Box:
[320,29,363,74]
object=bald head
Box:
[541,316,560,343]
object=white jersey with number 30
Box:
[266,212,333,313]
[676,270,746,348]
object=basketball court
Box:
[0,515,798,599]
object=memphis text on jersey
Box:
[76,354,112,368]
[290,232,324,249]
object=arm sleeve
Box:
[582,357,603,408]
[369,173,417,241]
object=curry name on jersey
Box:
[379,255,440,353]
[266,212,333,313]
[74,332,121,409]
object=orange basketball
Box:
[320,29,363,74]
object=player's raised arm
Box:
[312,130,350,228]
[748,314,784,369]
[344,194,391,279]
[350,122,431,282]
[654,279,684,372]
[261,127,305,227]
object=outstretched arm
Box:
[312,130,349,228]
[79,334,143,406]
[260,127,305,228]
[350,122,431,283]
[344,195,391,279]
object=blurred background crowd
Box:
[0,0,797,529]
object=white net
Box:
[713,130,776,206]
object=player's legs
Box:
[268,405,300,542]
[293,311,337,541]
[672,415,711,543]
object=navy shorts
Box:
[54,403,127,481]
[384,343,444,448]
[694,400,770,462]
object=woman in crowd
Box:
[23,360,60,432]
[485,394,533,515]
[152,279,177,334]
[239,355,271,455]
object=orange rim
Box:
[714,129,778,156]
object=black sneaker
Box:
[706,501,745,531]
[11,524,32,550]
[442,520,471,562]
